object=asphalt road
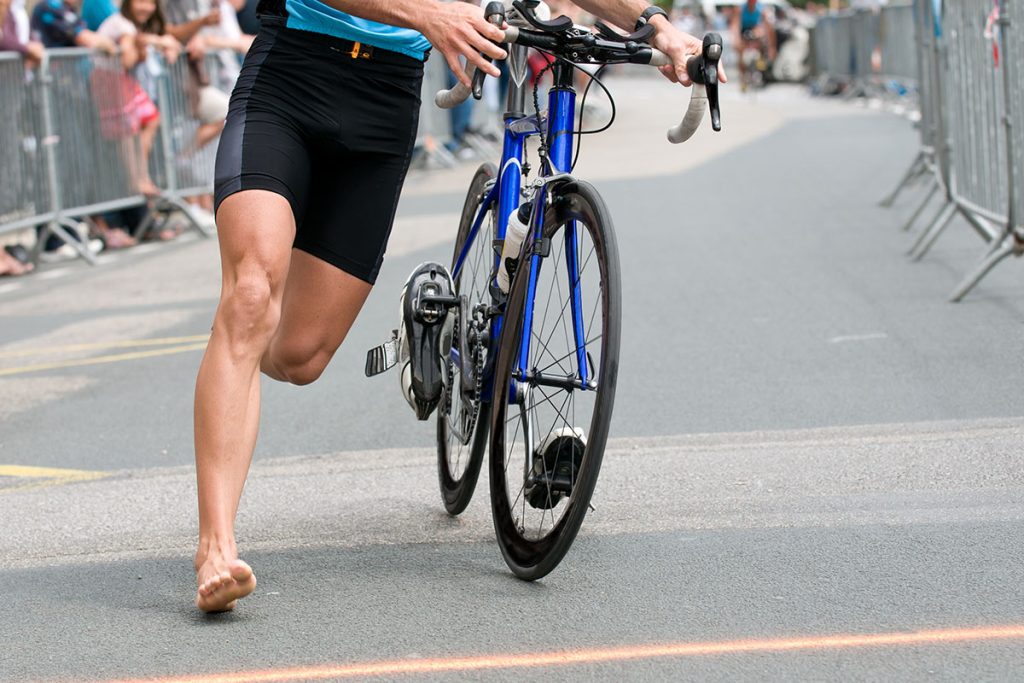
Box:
[2,80,1023,682]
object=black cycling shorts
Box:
[214,18,424,284]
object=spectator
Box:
[9,0,28,43]
[0,0,43,63]
[81,0,115,30]
[163,0,248,224]
[30,0,117,52]
[96,0,181,200]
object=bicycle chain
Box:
[442,303,486,446]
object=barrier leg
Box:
[880,151,927,207]
[902,181,939,232]
[948,231,1023,302]
[907,201,957,261]
[162,198,216,238]
[960,210,999,244]
[31,218,100,266]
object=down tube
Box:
[487,126,525,402]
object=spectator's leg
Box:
[137,115,161,198]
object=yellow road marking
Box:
[83,624,1024,683]
[0,464,109,493]
[0,334,210,359]
[0,342,208,377]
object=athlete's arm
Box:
[570,0,727,86]
[318,0,506,87]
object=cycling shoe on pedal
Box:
[526,427,587,509]
[365,262,458,421]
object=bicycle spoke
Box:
[531,328,571,376]
[537,240,596,361]
[535,333,603,376]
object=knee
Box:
[217,276,279,352]
[268,344,333,386]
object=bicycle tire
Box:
[488,181,621,580]
[436,163,497,516]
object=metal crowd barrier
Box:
[818,0,1023,301]
[811,11,855,93]
[949,0,1024,300]
[0,53,49,238]
[813,5,918,100]
[0,48,227,264]
[878,4,917,95]
[4,45,476,268]
[145,53,221,238]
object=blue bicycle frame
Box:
[450,58,590,404]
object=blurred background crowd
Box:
[0,0,880,277]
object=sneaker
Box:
[187,206,217,231]
[39,238,104,263]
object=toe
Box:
[228,560,254,583]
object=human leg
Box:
[261,250,373,385]
[136,114,161,197]
[193,189,295,612]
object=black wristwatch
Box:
[635,5,669,31]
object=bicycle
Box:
[434,0,723,580]
[739,30,770,91]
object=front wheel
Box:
[489,182,621,580]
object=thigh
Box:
[216,190,295,292]
[214,22,313,223]
[292,60,423,286]
[271,248,373,360]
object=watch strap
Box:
[635,6,669,31]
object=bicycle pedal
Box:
[365,332,399,377]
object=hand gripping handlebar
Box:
[435,16,724,145]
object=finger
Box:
[466,31,507,61]
[718,63,729,84]
[658,64,679,83]
[473,18,505,43]
[466,49,501,78]
[457,36,500,78]
[443,49,472,88]
[676,59,692,87]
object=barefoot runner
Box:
[194,0,724,612]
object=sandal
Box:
[0,250,32,277]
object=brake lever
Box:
[472,1,507,101]
[686,33,723,132]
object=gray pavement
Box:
[1,81,1023,682]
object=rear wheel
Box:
[489,182,620,579]
[437,163,496,515]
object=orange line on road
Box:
[85,625,1024,683]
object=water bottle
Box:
[497,202,532,294]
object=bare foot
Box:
[137,178,162,198]
[195,557,256,613]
